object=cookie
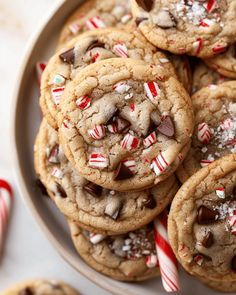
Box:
[2,280,79,295]
[192,62,230,93]
[40,28,176,129]
[131,0,236,58]
[205,43,236,78]
[177,81,236,183]
[58,0,132,48]
[169,153,236,281]
[34,119,179,234]
[69,221,160,281]
[200,277,236,293]
[59,58,194,192]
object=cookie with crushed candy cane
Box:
[177,81,236,183]
[169,153,236,282]
[57,0,132,49]
[131,0,236,58]
[40,28,176,129]
[200,277,236,292]
[34,119,179,235]
[69,221,160,281]
[58,58,193,192]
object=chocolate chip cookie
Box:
[200,277,236,292]
[177,81,236,183]
[205,43,236,78]
[59,58,194,191]
[2,280,79,295]
[34,119,179,234]
[40,28,176,129]
[132,0,236,58]
[69,221,160,281]
[58,0,132,48]
[169,153,236,281]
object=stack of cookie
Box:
[34,0,236,291]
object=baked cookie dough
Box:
[34,119,179,234]
[59,58,193,191]
[40,28,176,129]
[200,277,236,293]
[2,280,79,295]
[192,62,230,93]
[169,153,236,281]
[177,81,236,183]
[205,43,236,78]
[131,0,236,58]
[58,0,132,48]
[69,222,160,281]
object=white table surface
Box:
[0,1,110,293]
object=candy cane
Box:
[0,179,13,254]
[154,211,180,292]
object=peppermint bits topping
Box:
[76,95,91,110]
[88,125,106,140]
[88,153,109,169]
[143,131,157,148]
[113,43,129,58]
[197,122,212,144]
[215,187,225,199]
[121,133,140,150]
[144,81,161,103]
[150,151,170,176]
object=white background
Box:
[0,1,110,293]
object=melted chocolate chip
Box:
[83,182,102,197]
[86,40,105,52]
[55,183,67,198]
[48,144,60,164]
[157,116,175,138]
[201,231,214,248]
[35,179,48,197]
[135,17,148,26]
[114,163,134,181]
[59,48,75,64]
[232,256,236,271]
[143,194,157,209]
[19,288,33,295]
[197,206,217,224]
[135,0,154,12]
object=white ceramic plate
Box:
[12,1,225,294]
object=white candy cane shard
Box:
[113,43,128,57]
[144,81,161,103]
[88,125,106,140]
[89,233,106,244]
[36,62,47,85]
[88,153,109,168]
[199,19,215,28]
[228,211,236,235]
[151,151,169,176]
[86,16,106,30]
[76,95,91,110]
[215,187,225,199]
[51,87,65,105]
[121,13,132,24]
[69,22,81,34]
[51,167,63,179]
[159,58,169,63]
[197,122,212,144]
[121,133,140,150]
[122,159,136,173]
[194,254,204,266]
[0,179,13,252]
[50,74,65,85]
[143,131,157,148]
[192,38,204,55]
[146,254,158,268]
[220,118,233,130]
[113,82,131,94]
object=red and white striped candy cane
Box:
[154,211,180,292]
[0,179,13,253]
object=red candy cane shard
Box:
[220,118,233,130]
[151,152,169,176]
[212,45,226,54]
[113,43,129,57]
[88,153,109,169]
[154,212,180,292]
[143,131,157,148]
[76,95,91,110]
[228,211,236,235]
[197,122,212,144]
[69,22,81,34]
[200,159,213,167]
[146,254,159,268]
[86,16,106,30]
[51,87,65,106]
[204,0,219,13]
[192,38,204,55]
[121,133,140,150]
[122,159,136,173]
[215,187,225,199]
[88,125,106,140]
[0,179,13,253]
[199,19,214,28]
[36,62,47,85]
[144,81,161,103]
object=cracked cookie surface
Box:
[177,81,236,183]
[34,119,179,234]
[58,58,193,191]
[69,222,160,281]
[131,0,236,58]
[40,28,176,129]
[169,153,236,281]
